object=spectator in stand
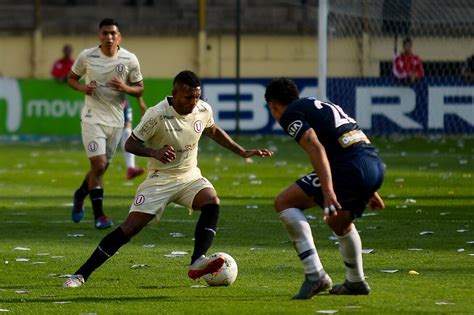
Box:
[51,44,74,82]
[392,37,424,84]
[461,54,474,82]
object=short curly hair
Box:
[173,70,201,88]
[264,78,299,106]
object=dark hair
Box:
[173,70,201,88]
[264,77,299,105]
[403,37,412,45]
[99,18,120,30]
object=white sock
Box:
[121,128,135,168]
[279,208,324,275]
[337,225,364,282]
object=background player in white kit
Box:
[121,96,147,180]
[63,70,273,288]
[68,18,144,229]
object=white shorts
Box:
[129,171,215,224]
[81,122,122,162]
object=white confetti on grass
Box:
[170,232,185,238]
[14,290,29,294]
[131,264,148,269]
[67,234,84,238]
[419,231,434,235]
[142,244,155,248]
[0,309,10,312]
[457,229,468,233]
[362,212,378,217]
[15,258,30,262]
[190,285,207,288]
[435,301,455,305]
[408,248,423,251]
[361,249,374,254]
[380,269,399,273]
[14,247,30,251]
[164,251,188,258]
[316,310,338,314]
[53,301,72,304]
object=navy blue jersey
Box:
[279,97,371,160]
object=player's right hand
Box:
[85,81,97,95]
[154,145,176,164]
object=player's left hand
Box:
[109,78,126,92]
[242,149,273,158]
[368,192,385,210]
[322,191,342,221]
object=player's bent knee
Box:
[274,193,291,212]
[327,212,353,236]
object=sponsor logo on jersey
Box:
[338,130,370,148]
[194,120,203,133]
[177,143,197,153]
[287,120,303,138]
[138,118,158,135]
[115,64,125,73]
[134,194,145,206]
[88,141,98,152]
[87,54,100,58]
[160,115,174,120]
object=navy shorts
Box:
[296,147,385,218]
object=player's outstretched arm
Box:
[204,125,273,158]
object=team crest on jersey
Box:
[134,194,145,206]
[194,120,203,133]
[287,120,303,138]
[88,141,98,152]
[115,63,125,73]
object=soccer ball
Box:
[203,252,238,286]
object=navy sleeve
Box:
[280,109,311,143]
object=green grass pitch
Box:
[0,135,473,314]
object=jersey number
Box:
[313,100,356,128]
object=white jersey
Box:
[72,46,143,127]
[132,97,215,178]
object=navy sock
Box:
[75,179,89,200]
[75,227,130,281]
[191,203,219,264]
[89,188,104,219]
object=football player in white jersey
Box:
[67,18,144,230]
[63,70,273,288]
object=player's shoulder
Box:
[80,46,100,58]
[148,98,171,115]
[117,47,139,62]
[196,100,213,113]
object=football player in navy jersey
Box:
[265,78,385,299]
